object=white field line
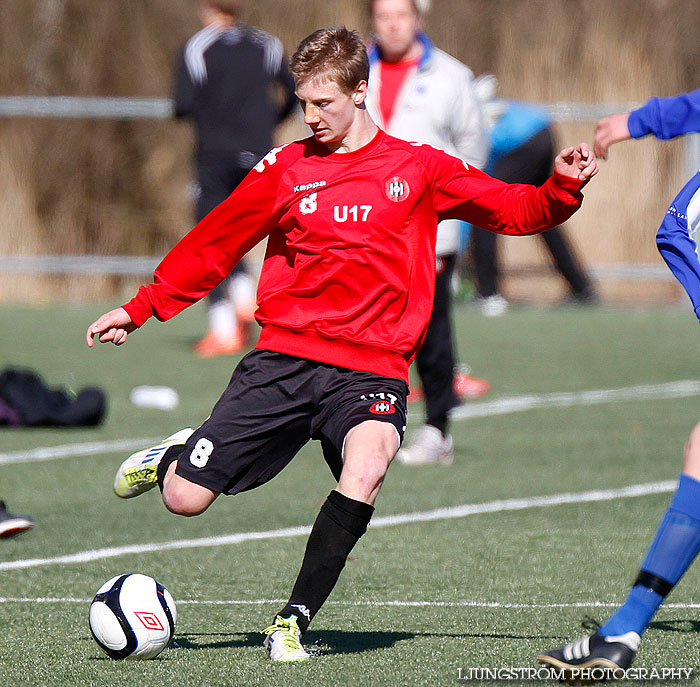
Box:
[0,437,161,466]
[0,480,677,572]
[448,380,700,420]
[3,380,698,467]
[1,597,700,610]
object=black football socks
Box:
[277,489,374,633]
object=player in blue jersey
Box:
[538,88,700,682]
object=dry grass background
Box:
[0,0,698,302]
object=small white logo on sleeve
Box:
[253,144,288,173]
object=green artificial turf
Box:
[2,300,700,685]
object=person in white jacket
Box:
[366,0,491,465]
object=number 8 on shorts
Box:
[189,438,214,468]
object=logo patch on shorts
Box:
[369,400,396,415]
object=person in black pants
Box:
[365,0,492,467]
[174,0,296,357]
[471,78,598,315]
[413,253,461,444]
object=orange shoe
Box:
[408,374,491,403]
[408,385,424,403]
[453,372,490,399]
[235,299,257,325]
[194,331,244,358]
[230,274,257,324]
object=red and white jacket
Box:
[124,130,585,382]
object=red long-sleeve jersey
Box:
[124,130,585,382]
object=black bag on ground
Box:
[0,368,106,427]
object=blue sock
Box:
[600,474,700,637]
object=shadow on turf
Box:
[649,619,700,634]
[582,615,700,635]
[174,630,416,653]
[175,632,261,650]
[174,629,562,655]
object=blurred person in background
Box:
[0,500,34,538]
[470,75,598,317]
[366,0,491,467]
[539,88,700,683]
[174,0,296,357]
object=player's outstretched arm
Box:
[86,307,136,348]
[554,142,598,184]
[593,112,631,159]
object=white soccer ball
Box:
[89,573,177,660]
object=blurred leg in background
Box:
[471,118,597,314]
[193,158,257,358]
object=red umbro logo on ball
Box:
[370,401,396,415]
[385,176,409,202]
[134,611,164,631]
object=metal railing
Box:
[0,94,640,121]
[0,95,697,280]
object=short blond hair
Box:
[290,27,369,94]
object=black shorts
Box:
[174,350,408,495]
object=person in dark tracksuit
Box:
[174,0,296,357]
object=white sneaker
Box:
[263,615,310,661]
[113,428,194,498]
[480,294,508,317]
[395,425,454,466]
[228,272,257,323]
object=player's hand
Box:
[554,143,598,185]
[593,112,631,159]
[86,307,136,348]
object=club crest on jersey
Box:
[299,192,317,215]
[369,400,396,415]
[384,177,411,203]
[385,176,409,202]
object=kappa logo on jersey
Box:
[385,176,410,202]
[293,180,326,193]
[369,400,396,415]
[299,192,317,215]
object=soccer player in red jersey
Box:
[87,26,597,661]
